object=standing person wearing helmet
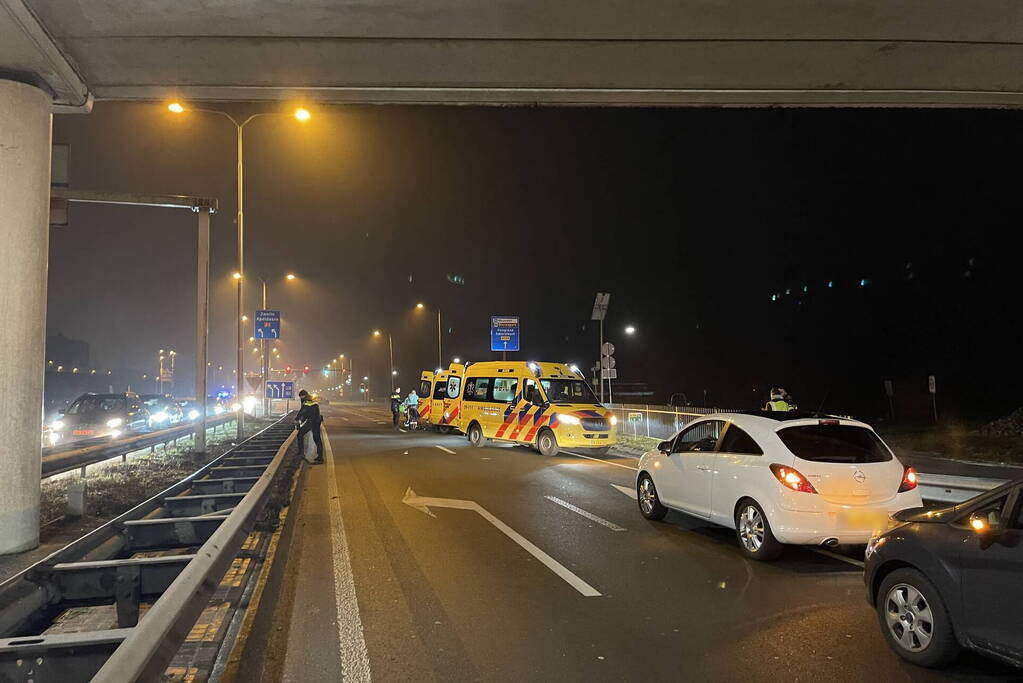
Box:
[390,387,402,426]
[295,389,324,463]
[764,387,797,412]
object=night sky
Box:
[48,103,1023,422]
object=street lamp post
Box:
[169,103,310,437]
[373,330,395,392]
[415,302,443,370]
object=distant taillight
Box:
[769,463,818,494]
[898,466,918,493]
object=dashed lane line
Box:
[435,445,456,454]
[544,496,626,531]
[611,484,637,499]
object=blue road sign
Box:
[490,315,520,352]
[255,310,281,339]
[266,381,294,399]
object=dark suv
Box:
[864,479,1022,669]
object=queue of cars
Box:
[47,391,229,445]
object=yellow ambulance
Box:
[428,363,465,434]
[416,370,435,425]
[456,361,617,456]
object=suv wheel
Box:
[877,568,960,667]
[734,500,783,561]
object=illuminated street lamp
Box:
[413,302,443,370]
[371,329,395,391]
[625,325,636,335]
[168,101,311,436]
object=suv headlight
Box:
[51,420,65,431]
[609,415,618,426]
[559,415,580,425]
[152,411,168,423]
[106,418,123,428]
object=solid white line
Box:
[562,450,638,471]
[544,496,625,531]
[809,547,865,568]
[435,445,456,455]
[611,484,637,500]
[323,428,373,682]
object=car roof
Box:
[720,410,854,422]
[686,410,871,438]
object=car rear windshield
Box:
[777,424,892,463]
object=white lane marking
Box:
[323,428,373,682]
[402,487,601,597]
[544,496,625,531]
[435,445,456,454]
[398,428,407,433]
[341,416,350,421]
[562,450,638,471]
[611,484,637,500]
[810,547,865,568]
[376,421,388,425]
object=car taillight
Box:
[898,466,918,493]
[769,464,818,494]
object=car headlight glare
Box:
[106,418,123,428]
[559,414,580,425]
[188,409,200,420]
[51,420,64,430]
[152,411,168,423]
[609,415,618,425]
[214,406,226,415]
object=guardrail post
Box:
[115,565,142,627]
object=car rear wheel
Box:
[536,428,559,456]
[734,500,783,561]
[467,423,486,448]
[877,568,960,667]
[438,425,453,435]
[637,474,668,520]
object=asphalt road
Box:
[264,403,1020,682]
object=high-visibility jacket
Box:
[765,399,795,411]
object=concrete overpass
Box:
[3,0,1023,554]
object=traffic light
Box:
[302,365,310,375]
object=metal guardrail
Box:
[41,415,237,479]
[0,416,297,682]
[917,472,1008,504]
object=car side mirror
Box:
[657,440,671,455]
[968,514,992,534]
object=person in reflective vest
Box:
[764,387,797,412]
[296,389,324,462]
[390,388,402,426]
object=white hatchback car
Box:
[636,411,923,560]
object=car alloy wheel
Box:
[884,583,935,653]
[639,478,656,515]
[737,505,765,552]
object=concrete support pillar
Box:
[0,80,52,554]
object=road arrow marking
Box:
[611,484,636,500]
[401,487,601,597]
[544,496,625,531]
[435,445,456,454]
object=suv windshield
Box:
[68,397,125,414]
[540,379,599,405]
[778,424,892,463]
